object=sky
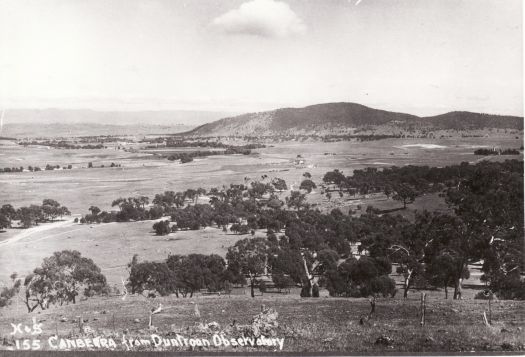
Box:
[0,0,523,117]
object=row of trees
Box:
[0,165,70,173]
[128,254,232,297]
[0,199,71,229]
[356,160,524,299]
[143,138,265,150]
[81,159,523,301]
[128,234,397,300]
[19,140,106,149]
[165,145,256,163]
[80,179,289,226]
[474,147,521,156]
[321,160,520,209]
[0,162,121,174]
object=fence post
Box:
[78,315,84,334]
[488,294,492,325]
[420,293,426,326]
[194,303,200,319]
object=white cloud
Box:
[211,0,306,38]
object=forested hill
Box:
[186,102,523,136]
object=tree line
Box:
[474,147,521,156]
[2,159,523,313]
[0,199,71,229]
[79,159,524,301]
[165,146,257,163]
[0,162,121,174]
[20,140,106,149]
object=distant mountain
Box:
[2,123,195,138]
[3,109,236,126]
[186,103,524,136]
[423,111,523,130]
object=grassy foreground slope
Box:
[0,293,524,352]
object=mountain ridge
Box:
[186,102,524,136]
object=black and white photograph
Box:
[0,0,523,354]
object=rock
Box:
[250,307,279,338]
[323,338,334,344]
[170,324,182,334]
[207,321,220,331]
[501,328,511,333]
[425,337,435,344]
[517,327,522,332]
[83,318,89,323]
[133,319,141,323]
[101,310,107,314]
[375,335,394,346]
[60,317,68,323]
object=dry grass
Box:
[0,220,262,285]
[1,137,522,214]
[0,293,523,352]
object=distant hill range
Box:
[186,103,524,136]
[4,109,235,126]
[1,108,235,137]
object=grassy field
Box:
[0,292,523,352]
[0,187,453,286]
[0,219,262,286]
[0,135,523,353]
[1,136,522,214]
[0,136,522,286]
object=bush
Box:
[258,281,267,293]
[129,261,176,296]
[148,205,164,219]
[300,285,311,297]
[153,220,171,236]
[312,283,319,297]
[362,275,397,297]
[0,279,21,308]
[474,290,493,300]
[492,275,525,300]
[272,273,294,290]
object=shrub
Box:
[258,281,267,293]
[300,285,311,297]
[153,220,171,236]
[492,275,525,300]
[474,290,492,300]
[272,273,294,290]
[312,283,320,297]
